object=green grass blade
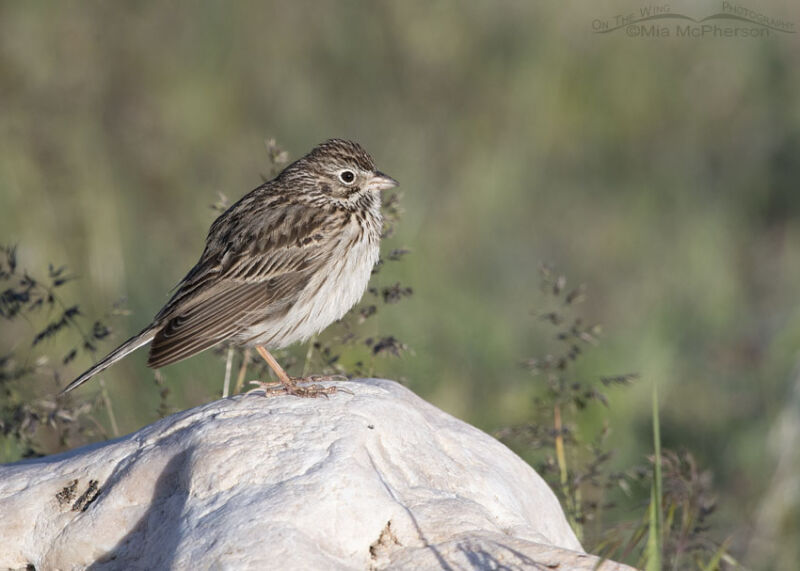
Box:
[645,382,663,571]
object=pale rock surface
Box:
[0,379,633,570]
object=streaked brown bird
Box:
[62,139,398,397]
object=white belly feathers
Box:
[239,218,379,348]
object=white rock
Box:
[0,379,633,570]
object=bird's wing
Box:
[147,202,342,369]
[147,270,312,368]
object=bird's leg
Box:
[247,345,338,398]
[255,345,294,387]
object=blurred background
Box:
[1,1,798,568]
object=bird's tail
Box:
[60,326,158,394]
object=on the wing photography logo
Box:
[592,2,794,38]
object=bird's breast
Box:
[242,212,381,349]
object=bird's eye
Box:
[339,170,356,184]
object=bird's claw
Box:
[245,375,346,399]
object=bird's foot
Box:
[245,375,348,399]
[301,373,349,383]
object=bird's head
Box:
[281,139,398,203]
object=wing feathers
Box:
[61,327,157,393]
[147,272,311,369]
[147,205,336,369]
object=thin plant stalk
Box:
[222,345,233,398]
[50,284,119,437]
[554,403,581,540]
[233,348,251,394]
[301,334,317,377]
[645,382,664,571]
[97,377,120,437]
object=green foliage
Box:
[499,267,735,569]
[0,245,122,458]
[645,385,663,571]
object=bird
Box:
[61,139,398,397]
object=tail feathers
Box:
[60,327,158,394]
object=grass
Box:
[646,383,663,571]
[498,266,735,569]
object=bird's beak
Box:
[369,171,399,192]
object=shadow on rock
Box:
[88,447,195,570]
